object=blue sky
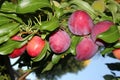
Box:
[57,53,120,80]
[11,52,120,80]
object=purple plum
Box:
[49,30,71,53]
[75,36,98,61]
[68,10,94,36]
[91,20,114,46]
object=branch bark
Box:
[17,69,32,80]
[0,55,15,80]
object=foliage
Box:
[104,62,120,80]
[0,0,120,80]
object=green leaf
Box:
[16,0,51,13]
[99,14,113,21]
[42,62,54,73]
[0,35,32,55]
[0,13,23,24]
[8,26,19,37]
[103,75,116,80]
[113,42,120,48]
[40,17,59,31]
[0,25,19,44]
[97,25,120,43]
[107,2,118,23]
[1,1,17,12]
[69,0,97,19]
[53,5,64,18]
[0,16,11,25]
[31,41,48,62]
[92,0,106,13]
[0,23,19,36]
[0,40,25,55]
[0,35,9,44]
[101,47,114,55]
[115,13,120,23]
[70,35,82,55]
[52,54,61,64]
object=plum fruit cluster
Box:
[9,36,45,58]
[9,10,115,62]
[9,36,26,58]
[68,10,114,61]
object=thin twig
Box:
[17,67,38,80]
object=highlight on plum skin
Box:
[75,36,98,61]
[26,36,45,57]
[68,10,94,36]
[91,20,114,46]
[49,30,71,54]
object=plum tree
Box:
[0,0,119,80]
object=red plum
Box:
[9,36,26,58]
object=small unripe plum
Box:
[91,20,114,46]
[26,36,45,57]
[75,36,98,61]
[49,30,71,53]
[68,10,94,36]
[9,36,26,58]
[112,48,120,60]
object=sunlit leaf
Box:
[0,23,19,36]
[0,16,11,25]
[16,0,51,13]
[70,35,82,55]
[0,35,32,55]
[114,42,120,48]
[97,25,120,43]
[107,1,118,23]
[101,47,114,55]
[40,17,59,32]
[69,0,97,19]
[0,1,17,12]
[0,13,23,24]
[42,62,54,73]
[0,23,19,43]
[52,54,61,64]
[92,0,106,12]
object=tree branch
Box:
[1,55,15,80]
[17,67,38,80]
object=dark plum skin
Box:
[68,10,94,36]
[9,36,26,58]
[49,30,71,53]
[91,20,114,46]
[75,36,98,61]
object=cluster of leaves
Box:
[103,62,120,80]
[0,0,120,80]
